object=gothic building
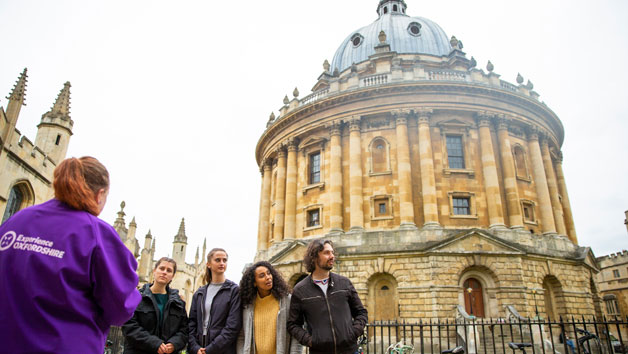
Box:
[255,0,601,323]
[112,201,206,309]
[0,69,73,224]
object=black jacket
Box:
[287,272,368,354]
[188,280,242,354]
[122,284,188,354]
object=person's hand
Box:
[197,348,206,354]
[158,342,167,354]
[164,343,175,353]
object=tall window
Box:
[452,197,470,215]
[309,152,321,184]
[2,186,24,223]
[613,269,621,278]
[307,209,320,227]
[604,296,620,316]
[513,145,528,178]
[371,138,388,173]
[446,136,465,169]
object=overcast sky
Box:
[1,0,627,282]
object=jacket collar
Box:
[140,283,183,304]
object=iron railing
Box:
[362,317,628,354]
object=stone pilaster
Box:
[555,152,578,244]
[527,128,556,235]
[476,113,505,229]
[392,109,416,228]
[541,140,567,236]
[273,147,287,241]
[496,117,523,229]
[349,116,364,231]
[284,139,298,239]
[417,109,439,227]
[329,121,344,232]
[257,160,273,250]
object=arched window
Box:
[370,137,390,174]
[393,4,398,12]
[513,145,529,178]
[2,182,34,224]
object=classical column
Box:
[349,116,364,230]
[417,109,439,227]
[496,118,523,229]
[555,151,578,243]
[541,140,567,236]
[284,139,298,239]
[273,147,287,241]
[393,109,416,228]
[329,121,344,232]
[476,113,505,228]
[527,128,556,235]
[257,159,273,251]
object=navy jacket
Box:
[188,280,242,354]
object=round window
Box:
[351,33,363,47]
[408,22,422,37]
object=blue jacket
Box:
[188,279,242,354]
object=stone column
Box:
[476,113,505,228]
[541,140,567,236]
[527,129,556,235]
[555,151,578,243]
[349,117,364,231]
[273,147,287,241]
[257,159,273,251]
[329,121,344,232]
[417,109,439,227]
[284,139,298,239]
[496,118,523,229]
[393,109,416,228]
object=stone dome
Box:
[331,1,452,74]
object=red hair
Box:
[53,156,109,216]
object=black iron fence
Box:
[104,317,628,354]
[362,317,628,354]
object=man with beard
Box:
[287,239,368,354]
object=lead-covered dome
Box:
[331,0,452,74]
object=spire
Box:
[202,237,207,257]
[174,217,187,244]
[195,246,199,265]
[112,201,127,235]
[377,0,407,16]
[130,216,137,227]
[42,81,71,121]
[6,68,28,103]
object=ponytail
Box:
[53,156,109,216]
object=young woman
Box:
[122,257,189,354]
[189,248,242,354]
[237,261,302,354]
[0,156,141,353]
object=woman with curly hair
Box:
[237,261,302,354]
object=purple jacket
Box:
[0,199,141,353]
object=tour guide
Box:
[287,239,368,354]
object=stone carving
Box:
[293,87,299,98]
[323,59,330,72]
[486,60,494,72]
[470,56,477,68]
[516,73,524,84]
[378,30,387,44]
[283,95,289,105]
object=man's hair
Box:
[303,239,334,273]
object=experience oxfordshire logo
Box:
[0,230,65,258]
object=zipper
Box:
[313,276,337,354]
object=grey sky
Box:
[1,0,627,282]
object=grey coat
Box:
[236,294,302,354]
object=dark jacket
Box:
[122,284,188,354]
[188,279,242,354]
[287,272,368,354]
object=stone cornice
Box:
[256,82,565,165]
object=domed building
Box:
[254,0,600,323]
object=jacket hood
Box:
[140,283,183,303]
